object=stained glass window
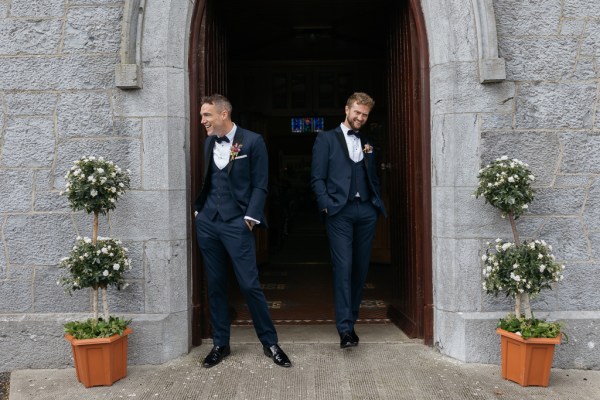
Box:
[312,117,324,131]
[291,117,324,133]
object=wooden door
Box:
[371,164,391,264]
[189,0,228,343]
[386,0,433,345]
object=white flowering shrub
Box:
[474,156,535,219]
[475,156,566,337]
[59,236,131,293]
[482,239,564,299]
[62,156,130,215]
[58,156,132,337]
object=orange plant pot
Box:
[496,327,561,387]
[65,328,133,388]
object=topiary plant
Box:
[475,156,565,338]
[59,156,132,338]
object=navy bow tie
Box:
[215,136,230,144]
[347,130,361,139]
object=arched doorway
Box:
[188,0,432,345]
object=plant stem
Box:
[92,212,100,322]
[101,286,109,321]
[92,287,99,322]
[508,212,520,246]
[522,293,533,319]
[508,211,525,318]
[92,211,99,245]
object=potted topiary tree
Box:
[474,156,566,387]
[58,156,132,388]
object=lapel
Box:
[360,137,370,172]
[204,136,216,179]
[335,127,351,161]
[336,127,370,169]
[227,129,244,175]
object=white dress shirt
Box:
[213,124,237,170]
[340,123,364,163]
[340,123,363,198]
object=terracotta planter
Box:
[496,327,561,387]
[65,327,133,388]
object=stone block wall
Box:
[427,0,600,369]
[1,0,599,372]
[0,0,192,371]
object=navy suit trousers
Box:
[325,199,378,334]
[195,211,277,347]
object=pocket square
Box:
[234,154,248,160]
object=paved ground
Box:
[9,325,600,400]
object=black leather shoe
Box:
[340,332,358,348]
[202,345,230,368]
[351,329,359,344]
[263,344,292,367]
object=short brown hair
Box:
[200,94,232,114]
[346,92,375,109]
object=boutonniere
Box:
[363,143,373,154]
[230,143,243,161]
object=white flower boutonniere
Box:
[363,143,373,154]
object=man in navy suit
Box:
[311,92,387,348]
[194,94,291,368]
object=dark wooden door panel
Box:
[190,0,228,344]
[386,0,432,344]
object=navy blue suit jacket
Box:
[311,126,387,217]
[195,127,269,227]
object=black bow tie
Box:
[215,136,230,144]
[347,130,361,139]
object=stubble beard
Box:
[347,118,364,131]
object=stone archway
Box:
[186,0,435,346]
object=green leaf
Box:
[497,313,564,340]
[64,316,132,339]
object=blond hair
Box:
[346,92,375,109]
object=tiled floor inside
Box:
[231,263,393,325]
[230,204,393,325]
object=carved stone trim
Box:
[115,0,145,89]
[472,0,506,83]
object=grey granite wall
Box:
[426,0,600,369]
[0,0,193,371]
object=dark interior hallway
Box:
[193,0,398,332]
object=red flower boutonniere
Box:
[230,143,243,161]
[363,143,373,154]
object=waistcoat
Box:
[202,159,243,221]
[348,159,372,202]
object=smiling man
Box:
[194,94,291,368]
[310,92,388,348]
